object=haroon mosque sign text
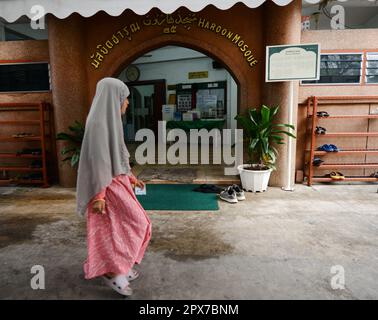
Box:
[90,13,258,70]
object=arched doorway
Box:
[113,45,241,184]
[116,45,239,142]
[88,33,252,116]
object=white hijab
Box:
[76,77,131,216]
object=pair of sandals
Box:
[329,171,345,180]
[315,126,327,135]
[102,268,140,296]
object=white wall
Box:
[118,46,238,138]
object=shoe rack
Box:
[0,102,54,187]
[303,96,378,186]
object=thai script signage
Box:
[90,13,258,70]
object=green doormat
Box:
[136,184,219,211]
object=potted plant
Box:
[235,105,295,192]
[56,120,85,168]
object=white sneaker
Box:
[219,186,238,203]
[232,184,245,201]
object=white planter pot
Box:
[237,164,272,192]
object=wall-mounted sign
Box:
[266,43,320,82]
[197,17,258,68]
[188,71,208,79]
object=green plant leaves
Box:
[56,121,85,168]
[71,153,80,167]
[235,105,296,169]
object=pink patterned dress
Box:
[83,173,151,279]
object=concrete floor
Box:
[0,183,377,300]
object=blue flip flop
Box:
[317,144,333,152]
[329,144,340,152]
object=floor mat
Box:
[136,184,219,211]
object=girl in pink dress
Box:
[76,77,151,296]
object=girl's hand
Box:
[92,200,106,214]
[135,179,145,189]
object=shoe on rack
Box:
[231,184,245,201]
[317,111,329,117]
[328,144,340,152]
[312,158,324,167]
[12,132,35,138]
[315,126,327,135]
[370,172,378,178]
[317,144,340,152]
[219,186,238,204]
[330,171,345,180]
[317,144,333,152]
[16,148,41,155]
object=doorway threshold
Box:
[132,164,240,185]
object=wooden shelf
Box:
[315,96,378,105]
[0,153,42,158]
[304,96,378,186]
[311,177,378,182]
[306,149,378,155]
[0,179,45,184]
[0,103,41,111]
[0,166,43,171]
[309,114,378,119]
[316,132,378,137]
[0,102,51,187]
[0,136,41,142]
[0,120,44,125]
[314,163,378,169]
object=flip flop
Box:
[102,274,133,296]
[330,172,345,180]
[317,144,333,152]
[329,144,340,152]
